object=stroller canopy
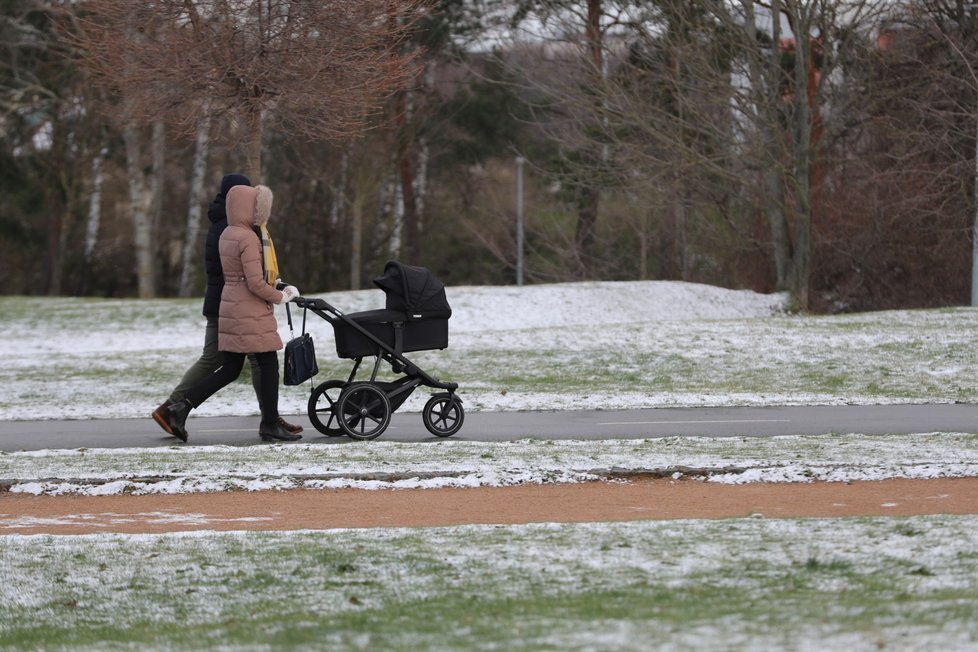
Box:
[373,261,451,319]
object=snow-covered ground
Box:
[2,281,978,495]
[3,279,978,421]
[4,282,978,651]
[0,280,791,419]
[3,432,978,496]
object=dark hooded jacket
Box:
[202,173,251,317]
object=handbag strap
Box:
[284,301,309,337]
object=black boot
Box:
[167,399,192,442]
[259,421,302,442]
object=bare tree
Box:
[67,0,422,297]
[505,0,610,278]
[71,0,423,182]
[703,1,886,308]
[535,0,886,307]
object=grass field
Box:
[3,518,978,651]
[3,285,978,420]
[2,283,978,650]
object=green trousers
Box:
[169,316,262,405]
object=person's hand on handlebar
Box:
[278,285,300,303]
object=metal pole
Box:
[516,156,525,286]
[968,4,978,306]
[964,2,978,306]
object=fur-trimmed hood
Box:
[226,184,273,229]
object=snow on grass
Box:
[3,433,977,496]
[1,517,977,650]
[3,282,978,650]
[2,281,978,492]
[3,281,978,421]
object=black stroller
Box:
[293,261,463,440]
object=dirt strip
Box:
[2,477,977,535]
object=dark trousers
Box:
[185,351,279,424]
[169,316,262,404]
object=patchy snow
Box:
[3,433,977,496]
[1,282,975,652]
[2,517,978,650]
[5,281,978,420]
[2,281,978,493]
[0,281,789,420]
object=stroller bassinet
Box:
[333,262,451,359]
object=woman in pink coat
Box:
[168,184,301,442]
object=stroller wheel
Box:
[307,380,347,437]
[337,383,392,441]
[423,393,465,438]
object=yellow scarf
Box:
[260,224,280,286]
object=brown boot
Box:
[277,416,304,434]
[260,421,302,442]
[152,400,173,435]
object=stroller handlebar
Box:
[293,296,342,317]
[293,296,324,309]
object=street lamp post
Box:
[516,156,525,286]
[972,89,978,306]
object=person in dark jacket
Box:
[151,173,302,437]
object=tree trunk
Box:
[350,181,364,290]
[44,204,63,296]
[84,147,108,262]
[786,3,817,310]
[149,121,165,264]
[179,111,211,297]
[574,0,604,277]
[745,0,793,292]
[575,187,599,278]
[416,136,429,235]
[389,176,403,260]
[330,148,349,229]
[243,109,264,183]
[123,125,156,298]
[395,88,419,263]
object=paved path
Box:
[2,403,978,451]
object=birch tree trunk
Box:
[179,111,211,296]
[350,180,365,290]
[395,87,419,262]
[416,137,428,235]
[123,125,156,298]
[84,147,108,262]
[389,176,403,260]
[148,121,165,258]
[330,148,349,229]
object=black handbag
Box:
[283,303,319,386]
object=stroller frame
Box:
[293,295,463,441]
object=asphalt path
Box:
[2,403,978,451]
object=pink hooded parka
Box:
[217,185,285,353]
